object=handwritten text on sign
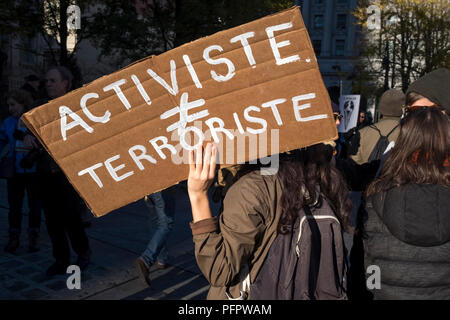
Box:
[23,7,336,216]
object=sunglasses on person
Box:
[402,104,445,117]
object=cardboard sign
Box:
[22,7,337,217]
[338,94,361,133]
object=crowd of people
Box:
[185,67,449,300]
[1,65,179,282]
[1,66,91,276]
[1,66,449,300]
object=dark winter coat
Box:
[364,184,450,299]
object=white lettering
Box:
[244,106,267,134]
[292,93,327,122]
[103,79,132,110]
[233,112,245,134]
[128,145,157,170]
[146,59,178,96]
[183,54,202,89]
[261,98,286,125]
[180,126,204,151]
[266,23,300,65]
[160,93,207,135]
[104,155,134,182]
[230,32,256,68]
[78,163,104,188]
[149,136,177,160]
[59,106,94,141]
[80,92,111,123]
[205,117,234,143]
[131,74,152,105]
[203,45,235,82]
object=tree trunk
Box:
[174,0,184,47]
[59,0,69,67]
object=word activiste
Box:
[22,7,336,217]
[60,21,305,142]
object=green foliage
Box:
[0,0,295,83]
[88,0,294,62]
[0,0,91,87]
[353,0,450,92]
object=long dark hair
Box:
[277,143,353,234]
[367,107,450,196]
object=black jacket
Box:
[364,184,450,299]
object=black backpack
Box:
[246,195,348,300]
[367,125,398,162]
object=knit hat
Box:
[378,88,405,117]
[406,68,450,112]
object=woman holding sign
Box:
[187,142,353,300]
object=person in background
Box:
[362,68,450,299]
[0,89,42,253]
[351,89,404,165]
[135,190,174,287]
[363,106,449,299]
[20,74,41,101]
[404,68,450,117]
[357,110,372,129]
[24,66,91,276]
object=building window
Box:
[315,0,323,4]
[337,14,347,30]
[337,0,347,4]
[335,40,345,56]
[313,15,324,29]
[312,40,321,56]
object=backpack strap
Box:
[303,205,321,300]
[385,124,399,138]
[369,125,382,137]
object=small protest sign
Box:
[338,95,361,133]
[22,7,337,217]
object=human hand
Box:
[188,143,217,199]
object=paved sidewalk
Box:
[0,179,218,300]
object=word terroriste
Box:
[78,92,327,189]
[60,22,305,142]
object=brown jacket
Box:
[351,117,400,165]
[190,170,284,300]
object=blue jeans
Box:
[140,191,174,266]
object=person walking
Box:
[135,190,174,286]
[1,89,42,253]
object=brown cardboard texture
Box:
[22,7,337,217]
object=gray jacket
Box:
[364,184,450,299]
